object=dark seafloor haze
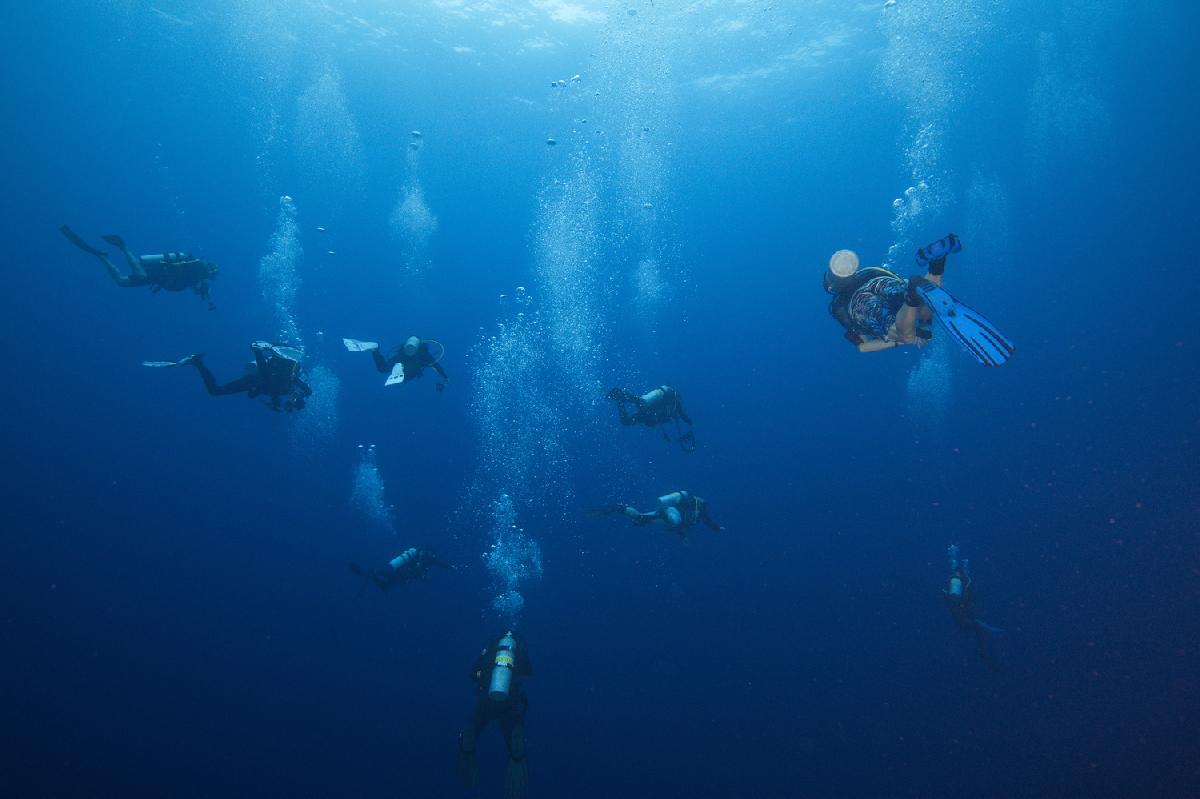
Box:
[1,2,1197,797]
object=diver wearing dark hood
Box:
[144,342,312,412]
[343,335,448,390]
[349,547,452,592]
[60,226,219,310]
[458,631,533,799]
[943,544,1005,670]
[590,490,723,539]
[606,384,695,451]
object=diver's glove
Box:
[916,233,961,275]
[844,330,865,346]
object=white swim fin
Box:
[385,362,405,386]
[343,338,379,352]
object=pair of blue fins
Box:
[914,235,1015,368]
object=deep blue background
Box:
[2,2,1197,797]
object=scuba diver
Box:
[143,341,312,412]
[60,225,219,310]
[458,631,532,799]
[349,547,452,592]
[943,544,1005,669]
[342,335,448,391]
[823,234,1014,367]
[590,490,724,539]
[606,384,695,451]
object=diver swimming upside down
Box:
[823,234,1014,367]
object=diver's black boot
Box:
[916,233,961,274]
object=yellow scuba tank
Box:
[488,632,517,701]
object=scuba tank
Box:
[389,548,418,570]
[640,387,667,407]
[947,575,964,598]
[488,632,517,701]
[657,491,684,509]
[658,492,686,528]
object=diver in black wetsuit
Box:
[590,490,724,539]
[457,631,532,799]
[943,544,1004,669]
[344,335,448,390]
[60,226,219,309]
[349,547,452,592]
[145,342,312,412]
[606,384,695,450]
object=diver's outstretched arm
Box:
[857,338,900,353]
[371,347,391,373]
[676,400,693,427]
[699,502,723,532]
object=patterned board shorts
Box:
[847,275,907,339]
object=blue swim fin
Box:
[916,282,1015,367]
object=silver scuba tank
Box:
[488,632,517,701]
[657,492,683,509]
[389,548,418,569]
[948,576,964,598]
[640,387,667,406]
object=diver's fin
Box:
[917,283,1015,367]
[59,225,105,256]
[457,729,480,789]
[342,338,379,352]
[348,563,366,578]
[384,362,405,386]
[504,726,529,799]
[976,621,1005,634]
[100,234,127,249]
[142,353,203,368]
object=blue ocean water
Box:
[2,2,1197,797]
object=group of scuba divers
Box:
[61,223,1011,796]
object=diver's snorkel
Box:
[488,632,517,701]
